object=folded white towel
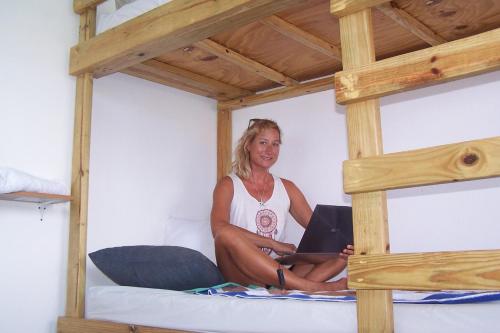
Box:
[0,167,68,195]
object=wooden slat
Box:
[66,9,96,318]
[376,2,447,46]
[331,0,390,18]
[344,136,500,194]
[218,75,334,111]
[73,0,106,14]
[0,192,71,204]
[260,15,342,60]
[123,59,253,101]
[69,0,308,77]
[349,250,500,290]
[58,317,187,333]
[196,39,299,87]
[217,107,232,181]
[338,8,394,333]
[335,27,500,105]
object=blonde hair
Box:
[233,119,282,179]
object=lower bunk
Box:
[59,285,500,333]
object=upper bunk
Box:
[71,0,500,110]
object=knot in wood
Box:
[462,153,479,166]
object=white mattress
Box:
[97,0,172,34]
[86,286,500,333]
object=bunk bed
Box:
[59,0,500,332]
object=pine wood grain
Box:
[344,136,500,194]
[349,250,500,290]
[58,317,187,333]
[217,107,232,180]
[339,8,394,333]
[73,0,106,14]
[70,0,308,77]
[331,0,390,17]
[218,76,334,111]
[335,27,500,105]
[0,192,71,204]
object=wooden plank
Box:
[331,0,390,18]
[335,27,500,105]
[66,9,95,318]
[260,15,342,60]
[58,317,187,333]
[73,0,106,14]
[344,136,500,194]
[123,59,254,100]
[217,106,232,181]
[338,8,393,333]
[196,39,299,87]
[218,75,334,111]
[349,250,500,290]
[376,2,447,46]
[70,0,308,77]
[0,192,71,204]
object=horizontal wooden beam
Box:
[335,28,500,105]
[343,136,500,194]
[122,59,253,101]
[376,2,447,46]
[58,317,187,333]
[73,0,106,14]
[70,0,307,77]
[260,15,342,60]
[218,76,334,111]
[195,39,299,87]
[331,0,390,18]
[348,250,500,290]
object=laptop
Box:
[276,205,353,265]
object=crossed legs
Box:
[214,225,347,291]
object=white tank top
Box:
[229,173,290,256]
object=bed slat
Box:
[331,0,390,18]
[218,75,334,111]
[349,250,500,290]
[343,136,500,194]
[335,27,500,105]
[69,0,308,78]
[195,39,299,87]
[57,317,187,333]
[123,60,254,100]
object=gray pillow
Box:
[89,245,225,290]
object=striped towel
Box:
[190,283,500,304]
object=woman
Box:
[211,119,353,291]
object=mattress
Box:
[86,286,500,333]
[97,0,172,34]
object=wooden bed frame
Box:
[58,0,500,332]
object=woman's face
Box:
[247,128,281,170]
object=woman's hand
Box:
[272,241,297,256]
[339,244,354,261]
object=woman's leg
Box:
[291,258,347,282]
[214,225,346,291]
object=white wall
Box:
[232,71,500,251]
[86,73,217,286]
[0,1,77,332]
[0,0,217,331]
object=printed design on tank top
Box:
[255,209,278,255]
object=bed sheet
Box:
[86,285,500,333]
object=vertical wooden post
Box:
[217,105,233,181]
[338,8,394,333]
[66,8,96,318]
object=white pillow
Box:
[164,216,216,263]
